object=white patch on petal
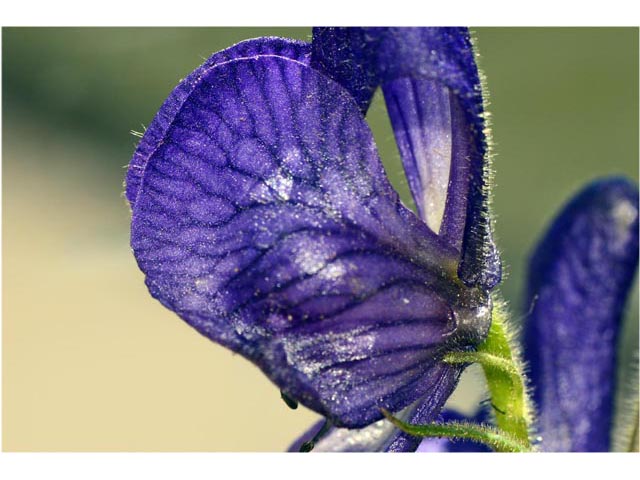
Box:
[294,237,336,276]
[265,171,293,201]
[414,81,452,233]
[611,198,638,250]
[318,262,346,281]
[281,328,375,378]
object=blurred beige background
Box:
[2,28,638,451]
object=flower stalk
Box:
[471,300,533,447]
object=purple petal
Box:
[524,177,639,452]
[288,417,400,453]
[311,27,501,290]
[383,78,471,249]
[310,28,378,114]
[288,368,462,452]
[126,37,311,209]
[130,53,492,428]
[384,378,466,452]
[288,406,490,452]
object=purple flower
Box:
[126,28,498,436]
[524,177,639,452]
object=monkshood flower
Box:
[524,178,639,452]
[379,177,638,453]
[126,26,501,444]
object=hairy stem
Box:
[445,299,533,449]
[381,410,529,452]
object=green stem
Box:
[381,410,529,453]
[445,300,533,448]
[443,351,519,377]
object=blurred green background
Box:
[3,28,638,451]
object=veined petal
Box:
[312,27,501,289]
[130,54,492,427]
[524,177,639,452]
[126,37,311,209]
